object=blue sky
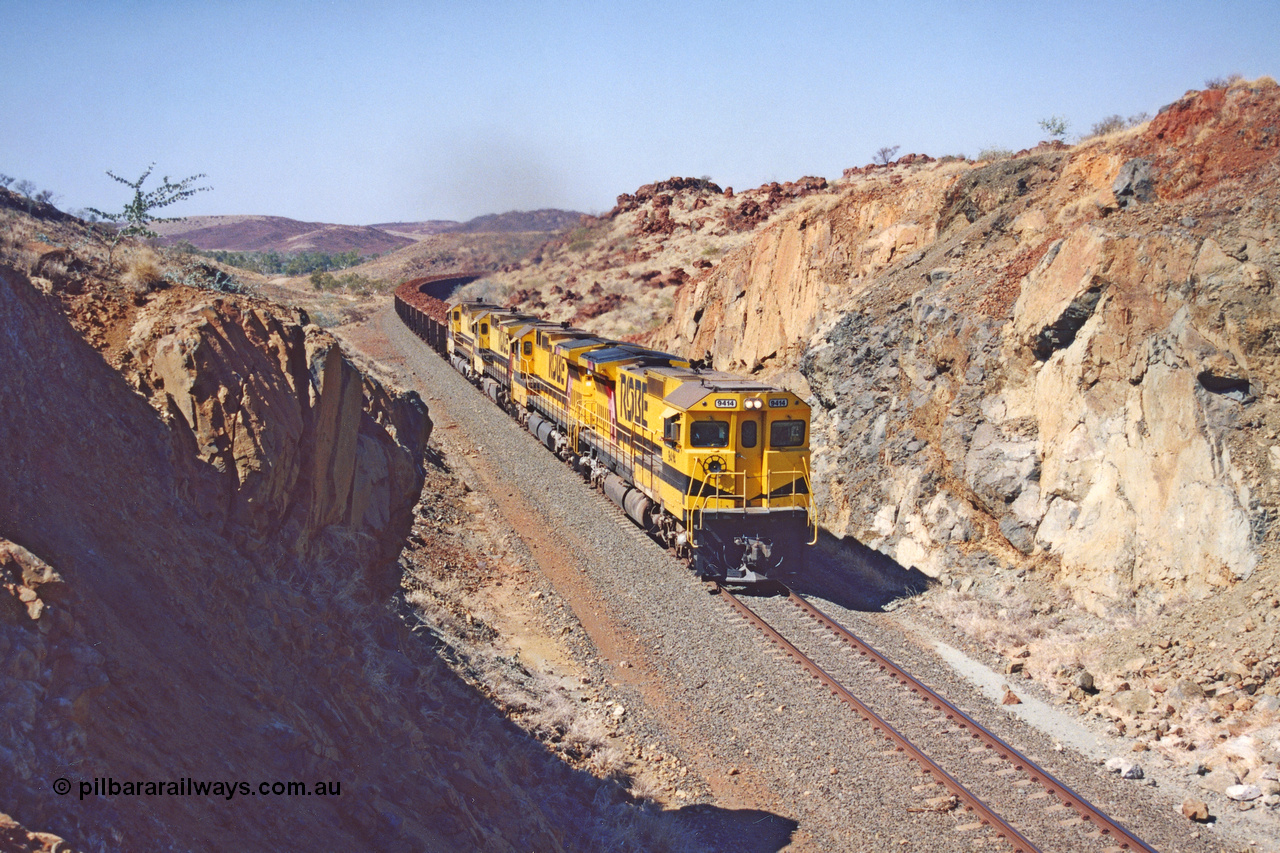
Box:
[2,1,1276,224]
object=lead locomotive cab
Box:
[650,369,815,585]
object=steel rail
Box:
[718,586,1042,853]
[784,590,1159,853]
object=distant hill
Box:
[372,220,468,239]
[153,209,584,255]
[452,209,586,233]
[374,208,585,236]
[151,215,415,255]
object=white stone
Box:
[1225,784,1262,801]
[1105,757,1144,779]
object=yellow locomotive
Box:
[401,288,815,583]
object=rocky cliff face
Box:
[124,291,431,582]
[0,262,439,848]
[647,79,1280,611]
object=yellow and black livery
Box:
[434,298,815,583]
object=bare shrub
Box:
[626,773,664,803]
[1205,73,1244,90]
[39,259,69,284]
[526,693,578,741]
[977,147,1014,161]
[0,216,22,252]
[14,247,40,275]
[932,587,1059,649]
[564,715,610,756]
[588,745,629,781]
[589,796,702,852]
[1089,114,1128,136]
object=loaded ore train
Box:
[395,275,815,583]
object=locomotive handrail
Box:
[802,455,817,544]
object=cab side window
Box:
[663,415,681,446]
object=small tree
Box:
[86,163,210,268]
[873,145,900,166]
[1038,115,1070,140]
[11,179,48,213]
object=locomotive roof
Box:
[580,345,677,368]
[647,367,783,409]
[553,336,611,354]
[491,311,537,325]
[505,317,565,336]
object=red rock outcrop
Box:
[722,177,830,231]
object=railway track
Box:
[386,297,1194,850]
[717,584,1160,853]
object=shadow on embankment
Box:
[0,266,796,853]
[785,529,936,612]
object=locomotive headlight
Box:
[745,397,763,409]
